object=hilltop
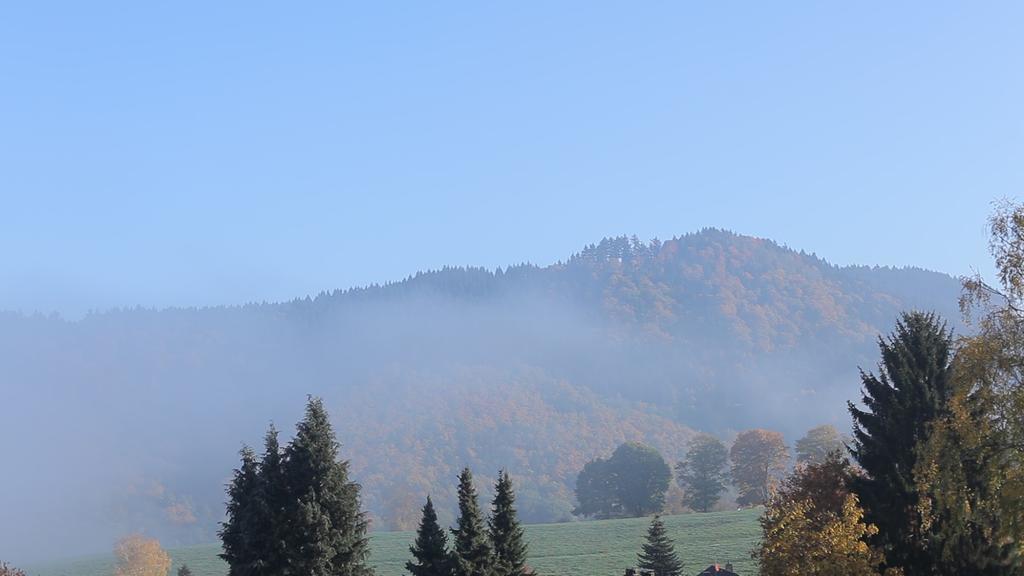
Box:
[0,229,963,560]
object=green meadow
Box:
[27,509,761,576]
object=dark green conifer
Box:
[219,446,262,575]
[488,471,532,576]
[848,311,955,573]
[177,565,193,576]
[451,468,494,576]
[283,396,373,576]
[259,423,289,575]
[407,496,454,576]
[637,516,684,576]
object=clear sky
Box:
[1,2,1021,317]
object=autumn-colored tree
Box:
[114,535,172,576]
[754,453,891,576]
[794,424,845,466]
[676,434,729,512]
[0,562,27,576]
[729,429,789,506]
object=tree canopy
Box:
[574,443,671,519]
[676,434,730,512]
[729,430,789,506]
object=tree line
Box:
[573,424,843,519]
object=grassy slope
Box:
[28,509,761,576]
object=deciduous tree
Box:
[114,535,172,576]
[574,443,671,518]
[795,425,845,466]
[676,434,729,513]
[729,429,788,506]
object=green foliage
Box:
[729,429,789,507]
[574,443,672,519]
[848,311,954,574]
[488,471,532,576]
[407,497,453,576]
[451,468,494,576]
[219,446,263,575]
[177,565,193,576]
[637,516,684,576]
[676,434,730,513]
[283,397,372,576]
[794,425,845,466]
[220,397,372,576]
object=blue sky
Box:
[1,2,1020,317]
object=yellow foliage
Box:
[114,534,171,576]
[756,494,889,576]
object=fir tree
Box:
[177,565,193,576]
[450,468,494,576]
[283,396,373,576]
[848,311,955,574]
[488,471,531,576]
[637,516,683,576]
[407,496,453,576]
[258,424,289,575]
[219,446,262,576]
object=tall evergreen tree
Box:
[848,311,955,574]
[258,424,289,575]
[637,516,684,576]
[220,446,262,576]
[177,565,193,576]
[488,471,532,576]
[407,497,453,576]
[283,396,373,576]
[450,468,494,576]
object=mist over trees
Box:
[0,229,964,560]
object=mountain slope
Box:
[0,229,963,562]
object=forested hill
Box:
[1,229,963,561]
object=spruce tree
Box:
[848,311,954,574]
[637,516,684,576]
[450,468,494,576]
[283,396,373,576]
[177,565,193,576]
[219,446,262,576]
[488,471,532,576]
[259,424,289,575]
[407,496,454,576]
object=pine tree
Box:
[451,468,494,576]
[219,446,262,576]
[283,396,373,576]
[177,565,193,576]
[848,311,954,574]
[407,496,454,576]
[258,424,289,575]
[488,471,532,576]
[637,516,683,576]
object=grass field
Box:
[27,509,762,576]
